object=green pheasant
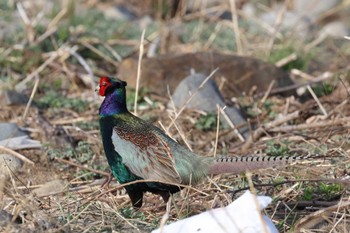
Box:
[98,77,313,208]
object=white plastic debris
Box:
[152,190,278,233]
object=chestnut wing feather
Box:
[111,126,181,184]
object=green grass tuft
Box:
[36,90,88,113]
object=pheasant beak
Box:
[95,85,100,93]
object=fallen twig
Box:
[0,145,34,165]
[55,157,109,176]
[241,110,300,151]
[269,117,350,133]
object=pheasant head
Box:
[98,77,128,116]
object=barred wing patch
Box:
[112,126,181,184]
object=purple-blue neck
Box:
[99,89,128,116]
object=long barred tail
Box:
[207,154,325,175]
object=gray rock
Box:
[0,136,42,150]
[0,153,23,198]
[0,123,26,141]
[33,210,53,230]
[0,123,42,150]
[0,210,14,226]
[0,153,23,179]
[0,90,29,106]
[171,73,225,112]
[171,73,249,138]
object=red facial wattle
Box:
[99,77,112,96]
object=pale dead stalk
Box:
[158,196,172,233]
[80,41,119,67]
[213,105,221,158]
[275,53,297,67]
[246,172,269,233]
[78,179,209,207]
[34,26,57,45]
[22,74,40,121]
[229,0,243,54]
[170,117,193,151]
[55,157,110,177]
[265,0,289,56]
[294,201,350,232]
[219,106,245,142]
[204,22,223,50]
[58,202,95,231]
[255,71,333,97]
[15,48,61,91]
[291,69,328,117]
[68,46,95,91]
[47,7,68,29]
[306,85,328,117]
[291,69,316,81]
[269,117,350,133]
[259,80,275,107]
[0,145,34,165]
[51,116,95,125]
[134,29,146,116]
[103,43,122,62]
[16,2,35,43]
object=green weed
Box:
[36,90,88,113]
[268,45,314,71]
[76,120,100,131]
[195,113,219,131]
[182,20,235,51]
[302,183,343,201]
[120,207,146,221]
[266,141,290,157]
[312,83,334,97]
[126,88,149,110]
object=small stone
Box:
[33,210,53,230]
[171,73,249,138]
[0,90,29,106]
[0,153,23,196]
[0,153,23,179]
[33,179,68,197]
[171,73,225,112]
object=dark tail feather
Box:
[207,155,324,175]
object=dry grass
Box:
[1,0,350,232]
